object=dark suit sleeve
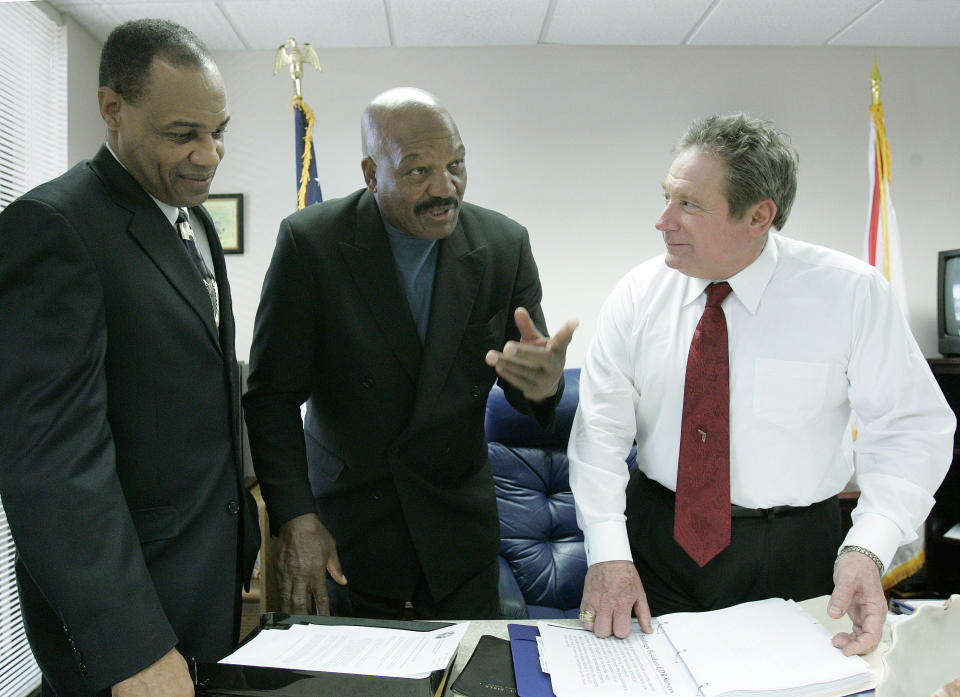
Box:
[242,219,319,533]
[499,226,564,427]
[0,200,177,690]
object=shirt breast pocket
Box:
[752,358,829,427]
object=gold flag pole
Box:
[273,37,322,97]
[871,56,881,106]
[869,59,890,185]
[273,38,323,210]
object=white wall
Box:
[65,15,103,165]
[65,40,960,364]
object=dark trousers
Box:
[327,557,500,620]
[626,470,842,616]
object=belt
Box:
[633,471,830,519]
[730,504,803,519]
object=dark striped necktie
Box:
[176,209,220,328]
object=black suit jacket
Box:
[0,146,260,695]
[244,189,559,603]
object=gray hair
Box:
[677,113,798,231]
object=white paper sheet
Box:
[537,599,873,697]
[538,621,700,697]
[219,621,468,679]
[660,599,870,697]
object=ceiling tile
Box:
[41,0,960,48]
[45,4,117,39]
[689,0,879,46]
[53,1,246,49]
[50,0,175,6]
[388,0,551,47]
[830,0,960,46]
[545,0,715,45]
[222,0,391,50]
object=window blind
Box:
[0,3,68,696]
[0,2,67,209]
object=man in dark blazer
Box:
[244,87,576,620]
[0,19,259,697]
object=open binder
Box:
[194,613,456,697]
[518,599,875,697]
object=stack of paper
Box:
[537,598,872,697]
[219,621,469,680]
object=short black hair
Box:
[99,18,211,104]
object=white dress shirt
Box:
[569,233,955,571]
[154,199,216,275]
[104,142,216,272]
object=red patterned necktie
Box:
[674,281,732,567]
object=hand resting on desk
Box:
[828,550,886,656]
[580,553,885,657]
[578,560,653,639]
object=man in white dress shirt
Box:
[568,113,954,656]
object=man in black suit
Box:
[0,19,259,697]
[244,87,576,620]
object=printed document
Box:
[539,621,697,696]
[219,621,468,679]
[538,598,872,697]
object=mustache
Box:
[414,197,459,215]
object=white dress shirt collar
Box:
[727,232,779,315]
[678,231,778,315]
[104,142,180,227]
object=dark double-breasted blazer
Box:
[0,145,259,695]
[244,188,558,603]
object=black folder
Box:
[195,613,456,697]
[449,634,517,697]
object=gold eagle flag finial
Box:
[273,38,322,98]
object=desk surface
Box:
[442,596,887,697]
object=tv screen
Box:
[944,256,960,336]
[938,249,960,356]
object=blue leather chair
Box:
[485,368,585,619]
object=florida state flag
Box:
[862,60,922,590]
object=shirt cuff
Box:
[583,520,633,567]
[840,511,905,572]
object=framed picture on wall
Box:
[203,193,244,254]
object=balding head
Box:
[361,87,460,163]
[360,87,467,241]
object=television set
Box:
[938,248,960,356]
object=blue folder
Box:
[506,624,556,697]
